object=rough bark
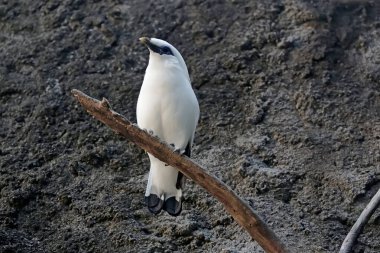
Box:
[71,89,289,253]
[340,188,380,253]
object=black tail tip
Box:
[145,194,164,215]
[145,195,182,216]
[163,196,182,216]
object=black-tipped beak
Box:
[139,37,150,45]
[139,37,160,54]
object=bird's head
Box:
[139,37,175,56]
[139,37,190,81]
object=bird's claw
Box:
[170,144,185,155]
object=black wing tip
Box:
[163,196,182,216]
[176,172,184,189]
[145,194,164,215]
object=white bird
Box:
[136,37,200,216]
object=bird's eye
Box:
[161,46,172,55]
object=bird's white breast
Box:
[136,60,199,149]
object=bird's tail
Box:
[145,156,184,216]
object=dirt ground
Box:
[1,0,379,252]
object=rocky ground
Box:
[1,0,379,252]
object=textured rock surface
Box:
[0,0,379,252]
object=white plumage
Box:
[136,37,199,216]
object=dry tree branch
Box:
[339,187,380,253]
[71,89,289,253]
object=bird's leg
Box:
[164,144,176,166]
[143,129,158,138]
[170,143,185,155]
[164,144,185,166]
